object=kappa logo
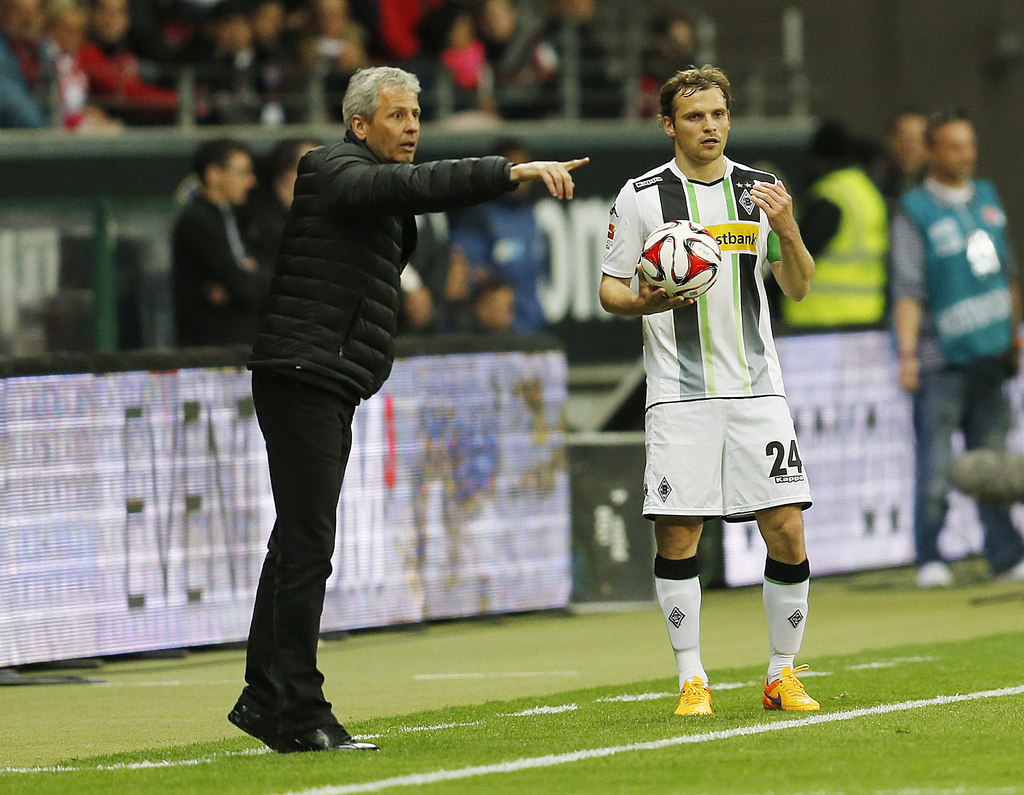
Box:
[788,609,804,628]
[739,188,755,215]
[658,477,672,502]
[668,607,686,627]
[634,175,664,191]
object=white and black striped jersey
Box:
[603,156,787,406]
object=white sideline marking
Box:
[848,656,934,670]
[276,685,1024,795]
[359,722,481,740]
[1,747,270,774]
[596,692,676,703]
[413,670,579,680]
[502,704,578,716]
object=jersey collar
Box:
[670,156,733,188]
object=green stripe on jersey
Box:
[768,230,781,262]
[684,179,716,395]
[722,179,752,395]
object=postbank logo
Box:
[703,222,759,254]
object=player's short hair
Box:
[191,138,252,185]
[342,66,421,130]
[924,109,970,145]
[659,65,733,120]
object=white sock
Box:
[763,577,809,683]
[656,575,707,689]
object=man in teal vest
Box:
[782,121,889,329]
[891,111,1024,587]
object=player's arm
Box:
[752,180,814,301]
[600,270,693,316]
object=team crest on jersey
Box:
[739,189,756,215]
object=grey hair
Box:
[342,67,421,129]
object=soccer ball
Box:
[638,220,722,299]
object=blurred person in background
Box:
[448,138,550,333]
[297,0,369,121]
[872,109,928,208]
[172,137,267,346]
[637,10,695,118]
[80,0,178,124]
[780,120,888,329]
[475,0,556,120]
[183,0,266,125]
[539,0,618,118]
[438,6,495,116]
[0,0,47,127]
[229,65,587,753]
[43,0,122,131]
[891,111,1024,588]
[242,136,322,274]
[459,274,515,333]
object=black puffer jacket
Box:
[249,132,514,400]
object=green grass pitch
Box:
[3,562,1023,795]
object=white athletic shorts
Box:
[643,396,812,522]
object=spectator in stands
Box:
[539,0,618,118]
[172,137,267,346]
[475,0,556,120]
[250,0,305,124]
[780,120,889,329]
[370,0,423,63]
[185,0,265,125]
[242,136,322,274]
[80,0,178,124]
[439,7,493,113]
[43,0,122,131]
[448,138,550,333]
[637,10,695,118]
[0,0,47,127]
[297,0,369,121]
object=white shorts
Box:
[643,396,812,522]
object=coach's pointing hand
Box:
[509,157,590,200]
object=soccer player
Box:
[599,65,819,715]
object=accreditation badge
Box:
[966,229,1000,277]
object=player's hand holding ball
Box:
[637,220,722,312]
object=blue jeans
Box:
[912,359,1024,574]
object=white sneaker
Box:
[916,561,953,588]
[995,558,1024,582]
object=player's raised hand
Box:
[635,265,695,313]
[509,157,590,200]
[750,180,799,237]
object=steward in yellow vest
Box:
[783,166,889,328]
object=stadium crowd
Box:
[0,0,700,129]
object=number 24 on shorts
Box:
[765,439,803,480]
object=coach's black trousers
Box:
[241,370,357,735]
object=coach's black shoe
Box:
[278,724,380,753]
[228,701,279,750]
